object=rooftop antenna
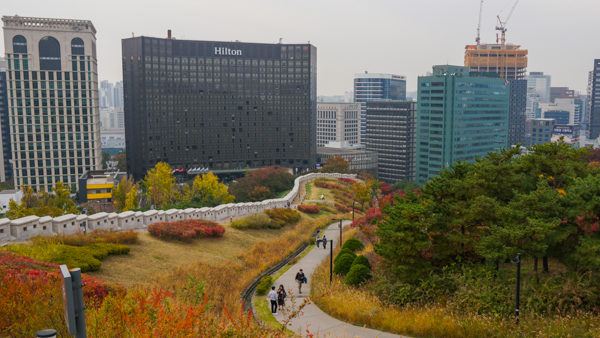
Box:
[278,37,282,44]
[476,0,484,45]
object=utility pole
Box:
[514,253,521,324]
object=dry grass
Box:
[90,224,291,287]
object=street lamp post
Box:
[514,253,521,324]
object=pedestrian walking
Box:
[267,286,278,314]
[322,235,328,249]
[295,269,307,294]
[315,229,321,248]
[277,284,287,309]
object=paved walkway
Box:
[270,221,404,338]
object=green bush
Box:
[256,275,273,296]
[342,238,364,252]
[4,242,130,272]
[334,248,355,263]
[352,255,371,269]
[344,264,372,286]
[334,249,356,265]
[265,208,301,227]
[334,253,357,275]
[231,213,274,229]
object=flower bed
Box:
[297,204,320,214]
[148,220,225,242]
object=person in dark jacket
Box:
[277,284,287,308]
[295,269,306,294]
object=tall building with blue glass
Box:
[353,72,406,142]
[416,65,510,184]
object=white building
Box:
[526,72,552,119]
[316,102,361,148]
[0,189,22,214]
[539,99,576,125]
[2,16,102,191]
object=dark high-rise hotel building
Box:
[122,35,317,179]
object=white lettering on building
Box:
[214,47,242,56]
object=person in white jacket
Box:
[267,286,278,313]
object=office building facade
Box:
[316,102,360,147]
[526,72,552,119]
[122,35,317,179]
[508,79,527,145]
[416,65,509,184]
[353,72,406,141]
[0,58,10,182]
[590,59,600,139]
[526,118,555,146]
[364,100,415,183]
[2,16,101,191]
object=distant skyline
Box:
[2,0,599,94]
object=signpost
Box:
[60,265,86,338]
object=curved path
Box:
[271,221,405,338]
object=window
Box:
[39,36,61,70]
[12,35,27,53]
[71,38,84,55]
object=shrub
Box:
[334,252,357,275]
[298,204,320,214]
[342,238,364,252]
[314,179,343,190]
[352,255,371,269]
[265,208,301,227]
[256,275,273,296]
[344,264,372,286]
[335,203,351,213]
[334,248,356,264]
[4,242,130,272]
[58,230,139,246]
[231,213,274,229]
[148,220,225,242]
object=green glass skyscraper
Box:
[416,65,510,184]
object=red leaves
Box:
[575,213,600,235]
[298,204,320,214]
[148,220,225,242]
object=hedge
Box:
[148,220,225,242]
[298,204,320,214]
[231,213,274,229]
[265,208,301,227]
[334,248,356,265]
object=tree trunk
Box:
[542,256,549,273]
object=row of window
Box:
[12,35,86,70]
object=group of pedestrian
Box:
[268,269,308,315]
[315,229,328,249]
[267,285,287,314]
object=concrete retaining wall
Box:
[0,173,356,244]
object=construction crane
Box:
[495,0,520,45]
[475,0,484,45]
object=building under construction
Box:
[464,43,528,80]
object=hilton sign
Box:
[214,47,242,56]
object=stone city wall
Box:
[0,173,356,245]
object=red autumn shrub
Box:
[298,204,320,214]
[148,220,225,242]
[338,177,356,184]
[314,179,343,190]
[335,203,351,213]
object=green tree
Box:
[321,156,349,173]
[144,162,177,209]
[351,181,371,209]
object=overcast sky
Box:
[2,0,599,94]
